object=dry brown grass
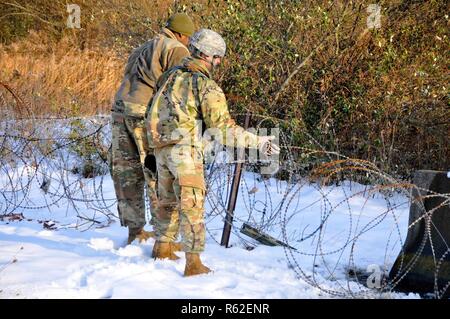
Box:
[0,0,210,116]
[0,31,123,116]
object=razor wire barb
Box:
[0,100,448,298]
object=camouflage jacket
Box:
[146,56,260,149]
[114,28,190,117]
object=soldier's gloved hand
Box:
[258,136,280,156]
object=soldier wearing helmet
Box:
[146,29,279,276]
[110,13,195,245]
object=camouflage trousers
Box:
[110,100,158,229]
[154,144,206,253]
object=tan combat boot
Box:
[127,227,155,245]
[171,242,183,252]
[184,253,211,277]
[152,241,180,260]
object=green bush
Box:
[1,0,448,178]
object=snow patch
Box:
[37,230,55,237]
[88,238,115,251]
[115,245,144,257]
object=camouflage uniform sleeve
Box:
[198,79,260,148]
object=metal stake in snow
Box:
[220,113,251,248]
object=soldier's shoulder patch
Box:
[200,80,226,103]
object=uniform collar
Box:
[161,27,178,41]
[182,56,211,78]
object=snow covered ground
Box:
[0,118,421,298]
[0,163,420,299]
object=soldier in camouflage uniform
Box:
[146,29,280,276]
[111,13,195,244]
